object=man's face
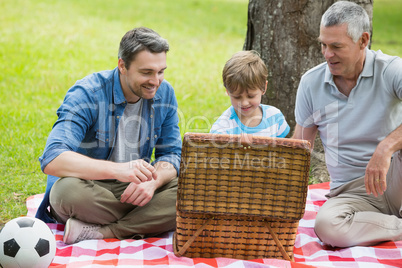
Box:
[119,50,167,103]
[318,24,364,79]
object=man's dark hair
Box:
[118,27,169,69]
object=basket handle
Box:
[264,220,292,262]
[177,217,214,256]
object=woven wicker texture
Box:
[174,133,311,260]
[174,211,299,259]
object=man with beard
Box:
[36,27,182,244]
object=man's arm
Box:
[365,124,402,197]
[44,151,156,184]
[153,160,178,185]
[292,123,318,151]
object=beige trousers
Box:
[315,150,402,247]
[49,177,178,239]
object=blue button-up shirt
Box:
[36,67,182,223]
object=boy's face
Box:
[227,84,266,125]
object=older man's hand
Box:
[364,147,391,197]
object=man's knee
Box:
[154,178,177,202]
[159,177,178,191]
[49,177,94,212]
[314,208,355,248]
[314,209,332,242]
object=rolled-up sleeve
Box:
[39,85,97,171]
[153,89,182,175]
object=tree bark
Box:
[244,0,373,182]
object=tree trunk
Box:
[244,0,373,183]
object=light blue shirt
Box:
[36,67,182,222]
[295,49,402,189]
[210,104,290,138]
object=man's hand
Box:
[365,124,402,197]
[364,147,391,197]
[115,159,158,184]
[120,180,158,206]
[119,160,177,206]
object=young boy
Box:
[210,50,290,137]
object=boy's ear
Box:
[262,81,268,94]
[225,88,229,96]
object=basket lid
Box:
[177,133,311,221]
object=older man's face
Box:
[318,23,365,79]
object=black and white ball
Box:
[0,217,56,268]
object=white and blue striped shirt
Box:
[210,104,290,137]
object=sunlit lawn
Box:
[0,0,401,224]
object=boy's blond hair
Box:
[222,50,268,93]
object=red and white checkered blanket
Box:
[26,183,402,267]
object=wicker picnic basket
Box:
[173,133,311,260]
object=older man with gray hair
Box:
[293,1,402,247]
[36,27,182,244]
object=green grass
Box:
[0,0,247,224]
[371,0,402,55]
[0,0,401,224]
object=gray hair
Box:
[118,27,169,69]
[321,1,370,43]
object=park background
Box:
[1,0,401,225]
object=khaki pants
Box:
[315,150,402,247]
[49,177,178,239]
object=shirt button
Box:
[106,139,109,141]
[116,116,120,119]
[147,137,150,140]
[150,115,153,118]
[154,135,157,138]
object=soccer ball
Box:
[0,217,56,268]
